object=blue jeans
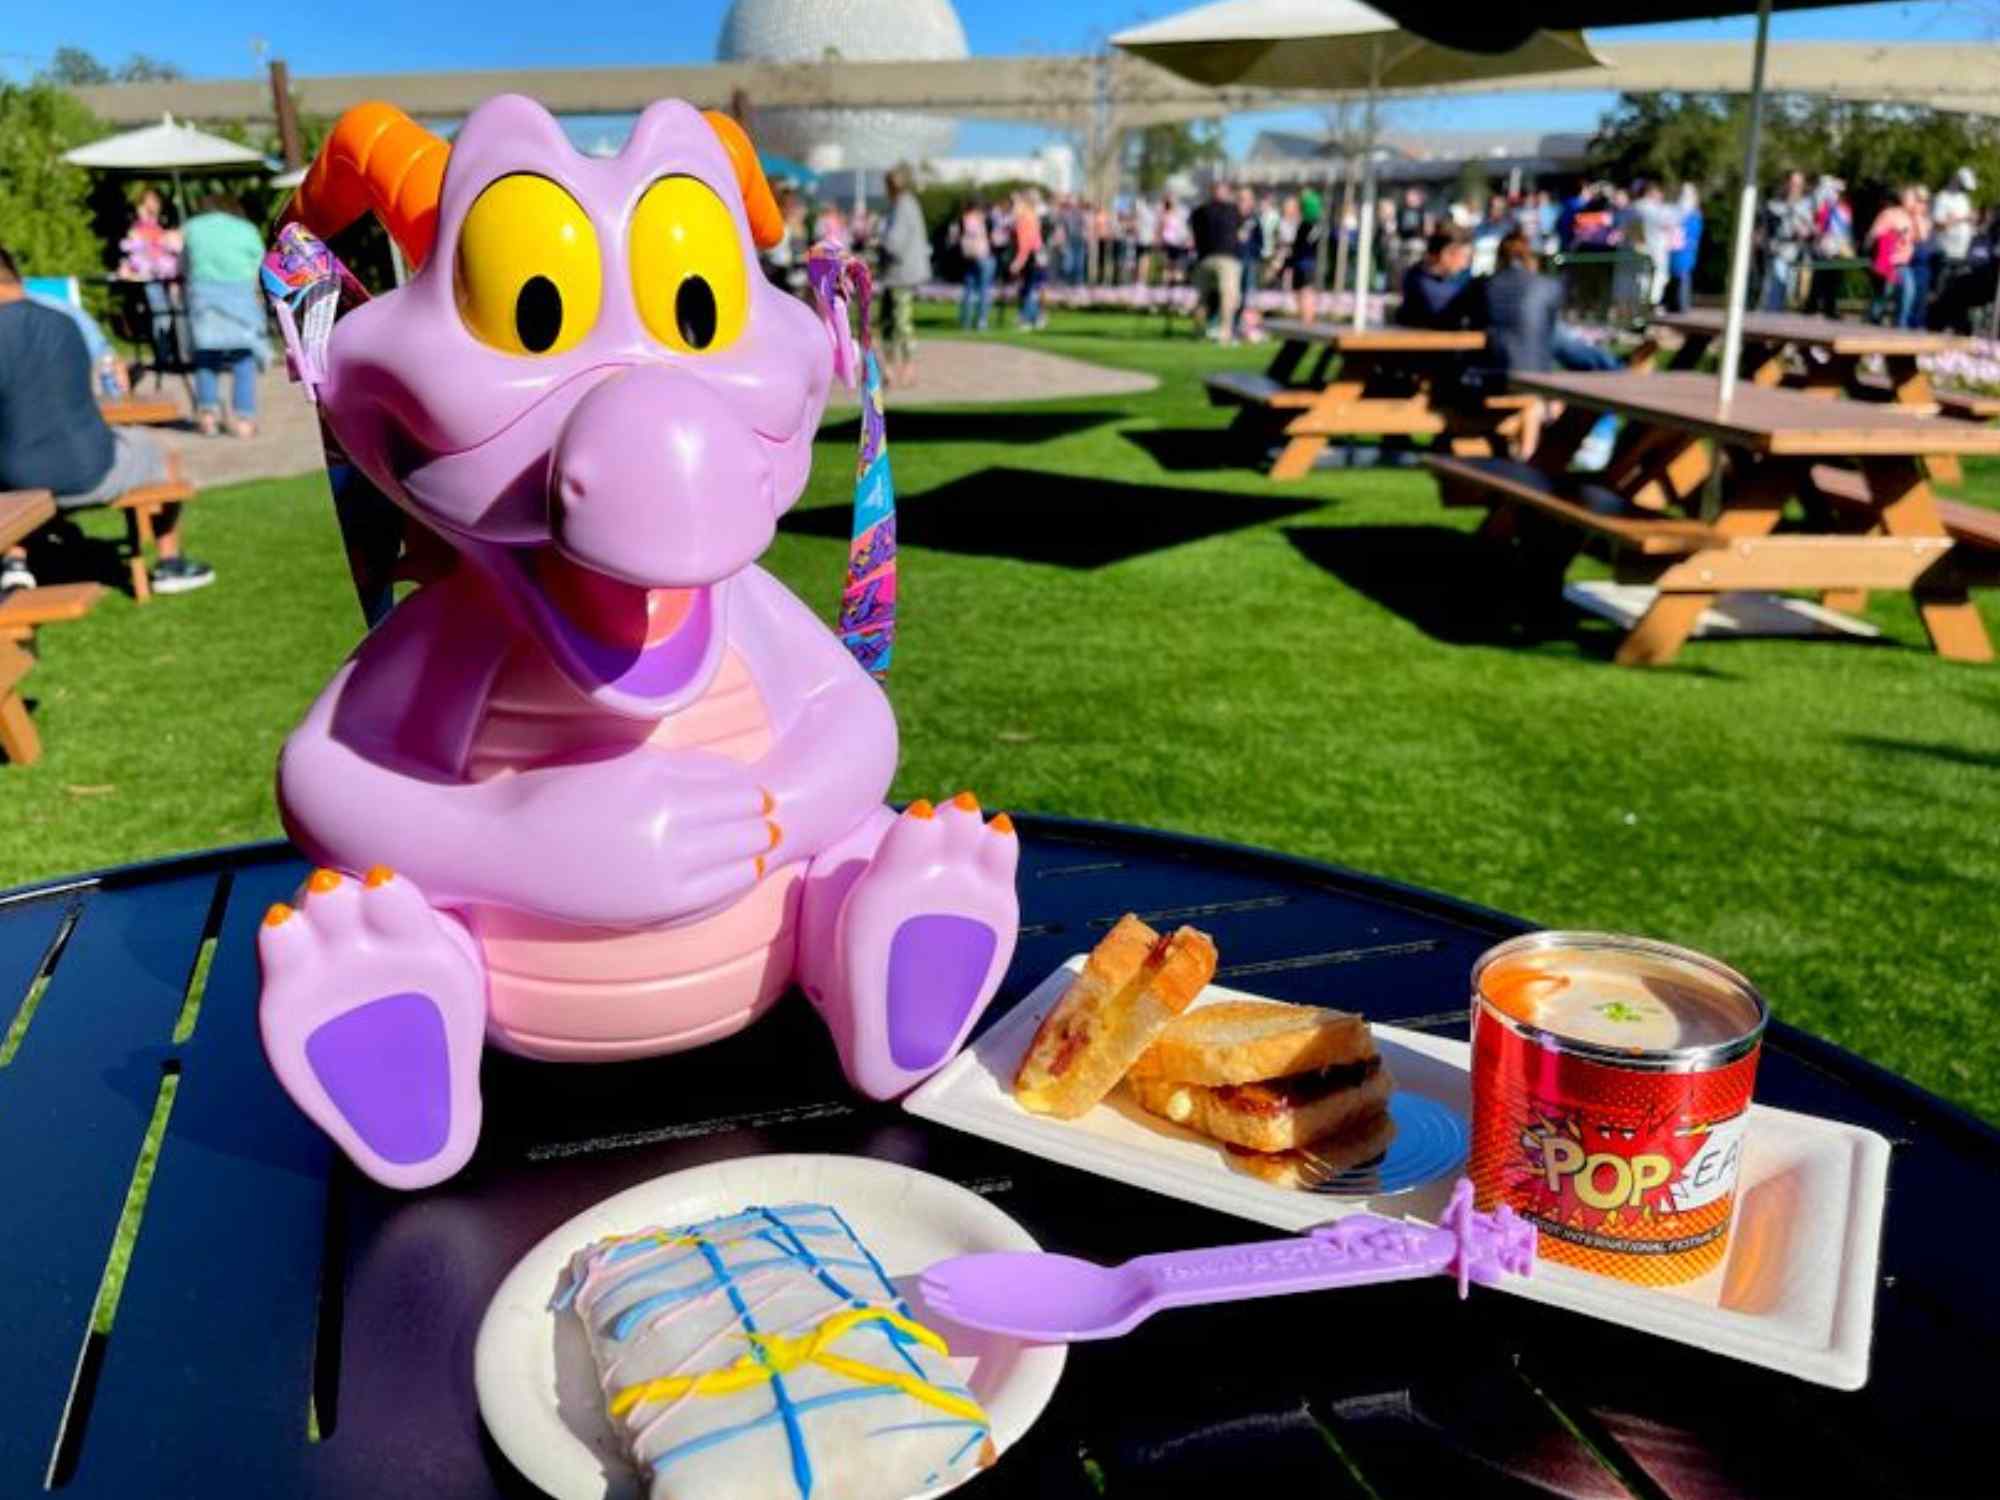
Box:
[959,256,995,329]
[1553,334,1621,373]
[1760,257,1796,310]
[193,348,257,418]
[1552,334,1622,459]
[1019,261,1044,325]
[1900,255,1930,328]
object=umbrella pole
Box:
[1352,47,1382,330]
[1718,0,1773,411]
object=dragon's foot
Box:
[258,865,487,1190]
[815,794,1019,1099]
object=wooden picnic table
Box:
[1208,319,1530,480]
[0,489,93,766]
[2,824,1995,1497]
[98,396,183,427]
[1651,310,1978,479]
[1427,370,2000,666]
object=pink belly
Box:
[461,643,791,1061]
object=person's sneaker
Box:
[0,556,36,594]
[149,556,216,595]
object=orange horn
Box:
[291,102,450,270]
[702,110,783,251]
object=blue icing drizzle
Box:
[759,1206,935,1385]
[606,1254,875,1341]
[593,1202,991,1494]
[949,1428,988,1467]
[693,1234,814,1498]
[650,1386,900,1476]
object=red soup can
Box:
[1467,932,1767,1286]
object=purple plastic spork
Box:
[918,1179,1535,1343]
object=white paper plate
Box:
[906,957,1891,1390]
[475,1154,1068,1499]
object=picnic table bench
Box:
[3,823,1997,1497]
[0,490,106,765]
[1209,320,1535,480]
[1424,371,2000,666]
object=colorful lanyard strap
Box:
[807,244,897,682]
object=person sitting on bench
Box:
[1468,231,1563,378]
[0,245,213,595]
[1396,226,1475,329]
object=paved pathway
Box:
[148,337,1156,491]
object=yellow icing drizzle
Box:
[608,1306,986,1426]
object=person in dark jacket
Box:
[0,244,212,594]
[1396,227,1474,329]
[1471,231,1564,376]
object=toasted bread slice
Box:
[1126,1057,1393,1153]
[1127,1000,1375,1086]
[1014,918,1217,1119]
[1224,1108,1397,1190]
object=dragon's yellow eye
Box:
[629,176,749,355]
[454,174,602,356]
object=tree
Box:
[41,46,185,88]
[0,81,104,275]
[46,47,110,86]
[1129,120,1224,194]
[116,55,186,84]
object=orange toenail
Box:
[754,855,766,880]
[767,821,782,850]
[364,864,395,888]
[264,902,294,927]
[307,868,342,894]
[907,799,935,819]
[990,813,1015,836]
[952,790,980,812]
[761,788,775,815]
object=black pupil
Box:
[676,276,717,350]
[514,275,563,353]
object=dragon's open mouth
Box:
[515,548,721,708]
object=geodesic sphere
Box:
[716,0,967,169]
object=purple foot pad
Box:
[886,914,997,1070]
[304,991,451,1165]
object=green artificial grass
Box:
[2,303,1997,1127]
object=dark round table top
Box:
[0,818,1990,1498]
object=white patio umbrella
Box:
[63,113,274,218]
[1113,0,1604,326]
[1368,1,1881,407]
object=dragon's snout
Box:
[551,364,776,588]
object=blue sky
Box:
[3,1,1986,157]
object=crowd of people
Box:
[756,179,1342,347]
[927,184,1339,341]
[752,159,1999,360]
[1756,165,1993,331]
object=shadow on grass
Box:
[781,467,1321,569]
[1284,523,1548,647]
[1840,735,2000,771]
[1282,523,1740,678]
[1124,428,1435,478]
[1122,426,1254,474]
[818,409,1126,448]
[21,517,133,593]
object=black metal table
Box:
[2,819,1994,1499]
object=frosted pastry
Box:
[554,1203,994,1499]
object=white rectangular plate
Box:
[907,957,1891,1390]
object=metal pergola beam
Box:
[66,42,2000,130]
